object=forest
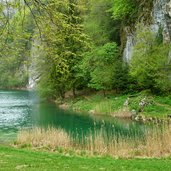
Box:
[0,0,170,99]
[1,1,171,170]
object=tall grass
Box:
[17,128,71,149]
[16,125,171,158]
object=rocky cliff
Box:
[123,0,171,62]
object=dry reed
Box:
[16,125,171,158]
[17,127,71,149]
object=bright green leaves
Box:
[36,0,90,98]
[0,8,34,89]
[112,0,137,21]
[130,24,171,93]
[81,43,119,93]
[84,0,118,46]
[112,0,153,25]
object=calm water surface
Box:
[0,90,145,143]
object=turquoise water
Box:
[0,90,144,143]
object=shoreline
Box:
[57,92,171,124]
[0,87,28,91]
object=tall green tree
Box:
[37,0,89,99]
[84,0,120,46]
[0,9,35,88]
[81,42,119,95]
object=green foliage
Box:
[0,0,170,98]
[84,0,120,45]
[112,62,130,92]
[37,0,90,98]
[0,9,34,89]
[112,0,153,25]
[112,0,137,21]
[130,24,171,93]
[81,43,118,93]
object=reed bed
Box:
[16,125,171,158]
[17,128,71,149]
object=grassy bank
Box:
[1,145,171,171]
[60,92,171,119]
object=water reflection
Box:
[0,90,144,143]
[31,101,144,142]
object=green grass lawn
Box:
[1,145,171,171]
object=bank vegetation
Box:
[15,126,171,158]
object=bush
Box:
[81,43,119,95]
[130,24,171,94]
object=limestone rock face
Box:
[123,0,171,62]
[27,38,42,89]
[123,34,134,63]
[166,1,171,16]
[152,0,171,42]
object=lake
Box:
[0,90,145,143]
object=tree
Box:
[0,9,35,89]
[112,0,137,21]
[112,61,130,92]
[84,0,120,46]
[37,0,89,99]
[81,42,119,95]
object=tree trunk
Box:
[59,89,65,100]
[72,84,76,98]
[103,89,106,97]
